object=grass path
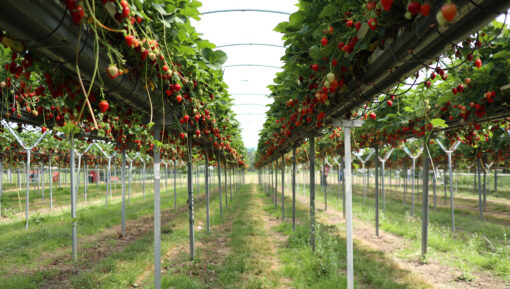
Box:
[282,181,510,288]
[151,184,291,288]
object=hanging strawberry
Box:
[99,100,109,113]
[107,64,119,79]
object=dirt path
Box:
[34,189,217,288]
[293,190,509,289]
[252,189,292,288]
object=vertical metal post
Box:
[205,152,210,233]
[143,162,146,199]
[375,147,379,237]
[483,167,486,210]
[433,168,437,210]
[281,155,285,219]
[84,159,88,202]
[186,134,195,260]
[381,161,385,210]
[309,137,316,251]
[106,158,111,208]
[49,156,53,210]
[323,160,327,211]
[128,160,132,205]
[411,158,416,216]
[121,150,126,237]
[153,125,162,289]
[25,150,30,230]
[217,151,223,218]
[274,161,278,208]
[70,138,77,262]
[421,145,429,257]
[292,147,296,231]
[224,160,228,208]
[343,124,355,289]
[477,158,483,219]
[174,160,177,211]
[448,153,454,230]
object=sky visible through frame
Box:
[191,0,299,150]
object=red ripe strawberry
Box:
[99,100,109,113]
[196,130,201,136]
[407,2,421,15]
[380,0,393,11]
[311,64,319,72]
[425,80,432,88]
[66,0,77,9]
[452,87,457,95]
[420,3,431,16]
[337,42,345,50]
[346,20,353,28]
[441,3,457,22]
[41,126,47,133]
[369,112,376,120]
[174,83,182,91]
[176,95,182,103]
[183,115,190,122]
[321,37,328,47]
[124,35,134,47]
[180,132,185,139]
[475,58,482,68]
[354,22,361,30]
[107,64,119,79]
[387,100,393,107]
[122,7,130,18]
[368,18,377,30]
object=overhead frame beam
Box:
[202,9,291,15]
[217,43,283,48]
[224,64,282,69]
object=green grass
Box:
[283,179,510,283]
[157,184,281,289]
[0,180,208,289]
[258,184,430,289]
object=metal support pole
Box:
[217,151,223,218]
[274,161,278,208]
[121,150,126,237]
[224,160,228,208]
[343,122,358,289]
[186,134,195,260]
[477,158,483,219]
[281,155,285,219]
[70,138,77,262]
[205,152,210,233]
[49,156,53,210]
[375,147,379,237]
[153,125,162,289]
[309,137,316,252]
[174,160,177,211]
[292,147,296,231]
[421,145,430,257]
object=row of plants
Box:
[0,0,246,168]
[256,0,509,168]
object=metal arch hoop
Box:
[223,64,282,69]
[230,93,269,96]
[232,103,267,106]
[217,43,283,48]
[201,9,291,16]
